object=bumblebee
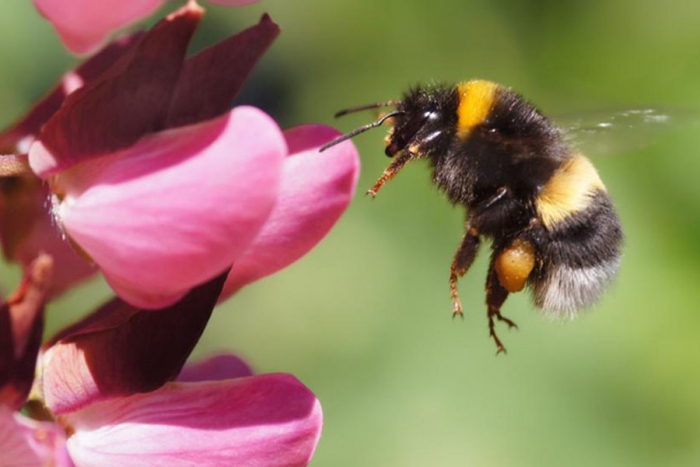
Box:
[321,80,623,353]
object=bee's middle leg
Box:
[450,226,480,318]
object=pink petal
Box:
[221,125,360,297]
[178,354,253,383]
[65,374,323,467]
[40,107,284,308]
[43,272,228,415]
[0,406,43,466]
[0,407,72,467]
[34,0,164,54]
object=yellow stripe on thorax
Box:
[536,154,606,228]
[456,80,499,137]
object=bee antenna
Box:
[334,101,399,118]
[319,110,403,152]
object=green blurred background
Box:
[2,1,700,465]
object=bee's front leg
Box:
[367,150,416,198]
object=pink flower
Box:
[4,351,321,467]
[34,0,260,55]
[3,4,359,308]
[36,277,321,466]
[42,107,287,308]
[63,372,321,467]
[4,269,323,466]
[2,2,348,466]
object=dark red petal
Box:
[0,173,44,263]
[43,269,229,415]
[0,34,143,155]
[165,14,280,128]
[36,3,204,177]
[0,255,52,409]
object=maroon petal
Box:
[165,14,280,128]
[42,270,228,415]
[0,173,45,266]
[0,34,143,155]
[0,255,52,409]
[34,2,204,177]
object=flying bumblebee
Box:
[321,79,624,354]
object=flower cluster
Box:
[0,1,359,465]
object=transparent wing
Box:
[555,108,700,157]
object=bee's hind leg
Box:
[485,237,537,354]
[485,266,517,354]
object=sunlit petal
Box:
[49,108,284,308]
[222,125,359,296]
[34,0,164,54]
[66,374,322,467]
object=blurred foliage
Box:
[2,0,700,466]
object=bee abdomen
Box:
[531,189,623,318]
[532,255,621,318]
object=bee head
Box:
[385,90,454,158]
[320,85,457,159]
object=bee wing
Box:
[555,108,699,157]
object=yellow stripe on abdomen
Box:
[536,155,606,228]
[456,80,499,138]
